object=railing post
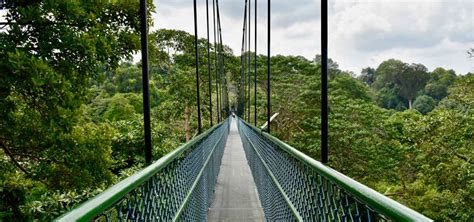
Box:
[140,0,152,165]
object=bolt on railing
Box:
[56,118,230,222]
[238,117,432,222]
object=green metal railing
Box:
[238,117,432,222]
[56,118,230,221]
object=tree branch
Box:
[454,153,473,164]
[385,191,405,197]
[0,140,31,176]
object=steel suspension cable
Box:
[248,0,251,123]
[206,0,213,126]
[212,0,220,122]
[240,19,245,117]
[241,48,244,117]
[220,20,227,117]
[216,0,225,118]
[240,3,247,118]
[218,26,224,116]
[216,2,222,118]
[254,0,257,126]
[193,0,202,133]
[266,0,271,133]
[243,0,248,120]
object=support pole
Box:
[193,0,202,133]
[140,0,152,165]
[321,0,329,164]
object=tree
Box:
[373,59,407,90]
[103,94,137,121]
[439,73,474,114]
[374,59,429,109]
[424,68,457,101]
[0,1,152,219]
[331,74,374,102]
[402,109,474,221]
[358,67,376,86]
[376,86,407,110]
[413,95,436,114]
[314,54,342,78]
[393,63,429,109]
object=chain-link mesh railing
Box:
[238,118,431,222]
[56,118,229,222]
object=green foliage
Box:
[20,189,103,221]
[424,68,457,101]
[376,86,407,110]
[373,59,430,108]
[413,95,436,114]
[439,73,474,113]
[0,1,155,220]
[358,67,376,86]
[48,123,115,189]
[103,94,138,121]
[244,53,472,220]
[370,60,457,112]
[330,74,374,102]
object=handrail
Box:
[243,125,303,220]
[172,121,227,221]
[238,117,432,221]
[56,118,229,221]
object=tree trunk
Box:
[408,99,413,109]
[184,106,191,142]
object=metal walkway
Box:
[208,117,265,222]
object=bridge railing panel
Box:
[237,117,432,222]
[56,118,230,222]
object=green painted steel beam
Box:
[239,117,432,222]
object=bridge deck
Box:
[208,117,265,222]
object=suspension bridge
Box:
[56,0,432,221]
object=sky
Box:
[153,0,473,75]
[0,1,472,74]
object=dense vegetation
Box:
[242,55,473,221]
[1,1,472,221]
[0,1,233,220]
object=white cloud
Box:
[151,0,474,74]
[329,0,473,74]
